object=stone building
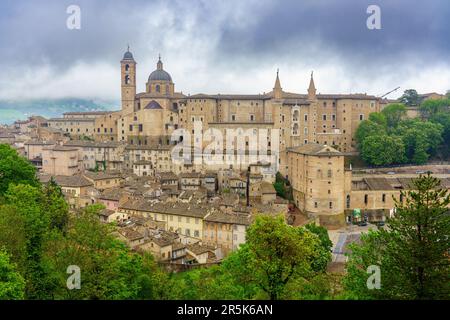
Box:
[288,144,346,228]
[288,144,450,228]
[113,49,381,177]
[42,145,81,176]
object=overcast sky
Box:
[0,0,449,101]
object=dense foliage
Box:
[343,174,450,299]
[355,99,449,166]
[165,217,335,300]
[1,144,448,300]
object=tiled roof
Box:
[186,243,216,255]
[83,171,121,181]
[205,210,251,225]
[364,178,395,191]
[288,143,342,156]
[119,198,213,218]
[39,174,93,187]
[64,140,122,148]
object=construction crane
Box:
[379,86,400,99]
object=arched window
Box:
[292,123,299,136]
[125,64,129,71]
[166,85,169,94]
[346,195,350,208]
[125,75,130,84]
[293,110,299,121]
[156,85,161,93]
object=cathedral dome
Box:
[148,56,172,82]
[148,69,172,82]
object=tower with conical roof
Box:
[307,71,318,144]
[273,69,283,99]
[308,71,316,100]
[121,46,136,114]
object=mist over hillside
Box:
[0,98,120,124]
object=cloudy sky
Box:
[0,0,449,101]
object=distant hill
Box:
[0,98,120,124]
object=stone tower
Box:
[307,71,318,143]
[273,69,283,99]
[121,46,136,114]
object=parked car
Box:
[358,221,368,227]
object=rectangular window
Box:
[322,114,327,121]
[139,124,143,132]
[129,124,133,132]
[382,194,386,202]
[359,114,364,121]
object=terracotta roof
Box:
[83,171,121,181]
[118,228,144,241]
[364,178,395,191]
[39,174,93,187]
[63,111,112,116]
[288,143,342,156]
[99,209,116,217]
[64,140,121,148]
[24,140,55,146]
[186,243,216,255]
[260,181,276,194]
[43,145,78,151]
[205,211,251,225]
[119,198,213,218]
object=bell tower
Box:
[121,46,136,114]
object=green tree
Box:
[355,120,386,146]
[381,103,407,128]
[0,249,25,299]
[361,135,406,166]
[0,144,38,196]
[344,174,450,299]
[42,204,160,300]
[0,184,55,299]
[304,223,333,272]
[399,89,420,106]
[368,112,387,127]
[419,98,450,119]
[396,119,443,164]
[42,177,69,233]
[242,215,324,300]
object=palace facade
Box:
[107,48,382,177]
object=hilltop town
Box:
[1,49,449,268]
